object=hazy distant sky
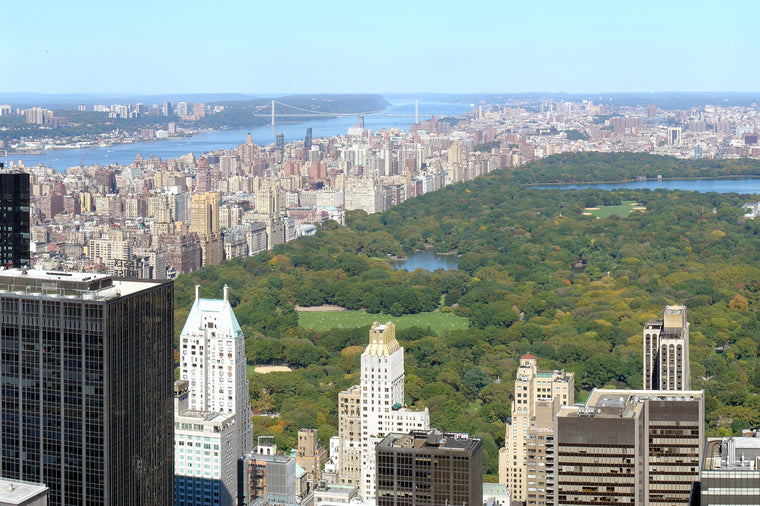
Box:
[3,0,755,94]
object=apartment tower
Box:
[178,285,253,450]
[175,285,253,505]
[643,305,690,391]
[190,192,223,266]
[499,354,574,506]
[337,322,429,502]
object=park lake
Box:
[389,250,460,271]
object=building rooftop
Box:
[703,436,760,471]
[559,389,703,419]
[0,479,49,503]
[0,268,166,299]
[365,321,400,356]
[378,429,481,453]
[180,285,243,338]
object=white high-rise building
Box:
[179,285,253,452]
[337,322,429,502]
[174,380,238,506]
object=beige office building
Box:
[553,389,704,505]
[499,354,574,506]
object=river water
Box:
[532,178,760,194]
[4,101,472,172]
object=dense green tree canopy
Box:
[176,152,760,477]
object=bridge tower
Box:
[271,100,276,126]
[415,99,419,124]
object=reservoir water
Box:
[532,178,760,194]
[5,101,472,172]
[389,250,460,271]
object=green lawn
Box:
[584,200,645,218]
[298,309,469,333]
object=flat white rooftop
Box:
[0,269,165,299]
[0,268,109,283]
[0,479,49,504]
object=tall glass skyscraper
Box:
[0,269,174,505]
[0,164,30,269]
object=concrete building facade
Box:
[499,354,574,506]
[553,389,704,505]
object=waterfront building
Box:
[337,322,429,502]
[0,269,174,505]
[643,305,691,391]
[499,354,574,506]
[0,164,30,269]
[376,429,483,506]
[553,389,704,505]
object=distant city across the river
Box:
[4,101,471,172]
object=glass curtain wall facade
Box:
[0,271,174,505]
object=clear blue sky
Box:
[2,0,756,94]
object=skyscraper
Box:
[337,322,429,502]
[276,133,285,158]
[0,164,30,269]
[553,389,703,505]
[376,430,483,506]
[304,128,312,151]
[173,381,238,506]
[178,285,252,451]
[0,269,174,505]
[643,305,691,391]
[499,353,574,505]
[190,192,223,266]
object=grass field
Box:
[298,309,469,333]
[584,201,645,218]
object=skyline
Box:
[3,0,757,95]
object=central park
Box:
[173,151,760,478]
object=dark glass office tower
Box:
[0,164,30,269]
[0,269,174,505]
[376,430,483,506]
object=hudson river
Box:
[5,101,471,172]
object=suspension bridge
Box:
[251,99,424,126]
